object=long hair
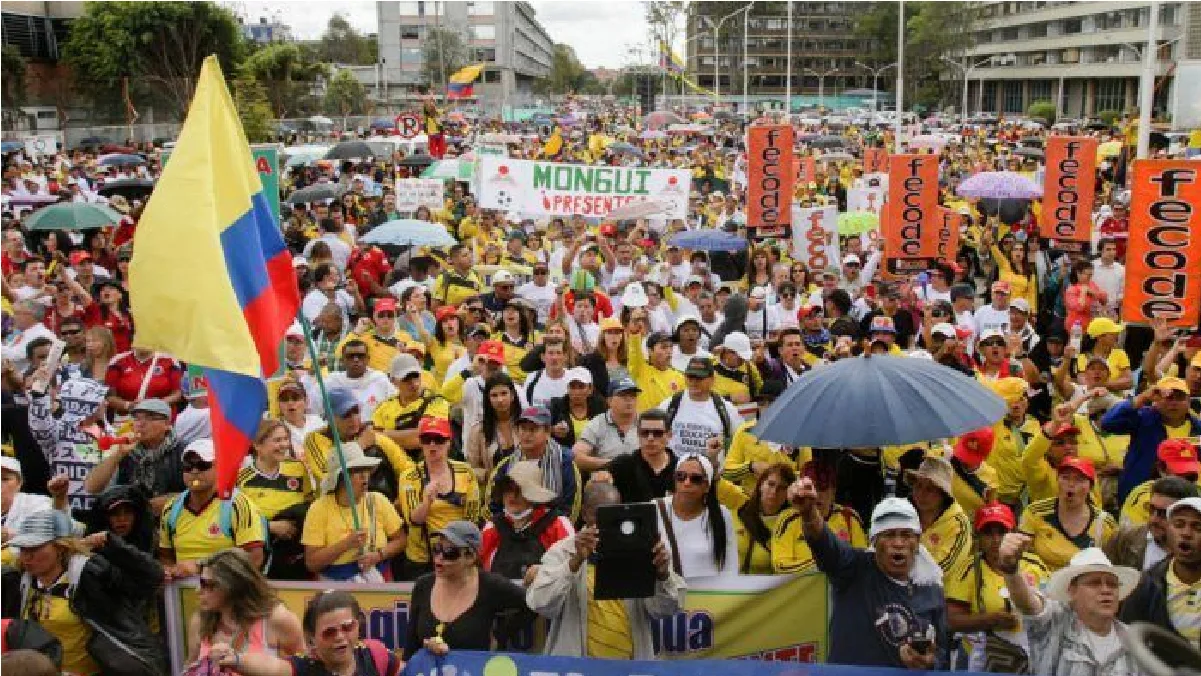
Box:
[482,373,520,445]
[541,320,577,366]
[596,323,628,364]
[84,326,116,364]
[678,457,729,572]
[1008,241,1031,277]
[196,549,278,642]
[737,463,797,554]
[434,311,462,346]
[495,305,532,342]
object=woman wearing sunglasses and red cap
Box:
[946,502,1050,672]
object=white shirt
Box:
[566,320,600,354]
[772,301,800,329]
[303,233,352,271]
[517,281,557,326]
[1144,532,1168,571]
[321,369,395,420]
[698,315,724,351]
[301,288,355,323]
[973,304,1011,336]
[656,495,739,579]
[524,368,569,409]
[284,414,326,459]
[1092,260,1125,310]
[671,345,711,373]
[744,303,781,340]
[659,393,744,457]
[955,308,978,354]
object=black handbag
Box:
[975,556,1030,674]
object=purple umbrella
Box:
[956,171,1043,199]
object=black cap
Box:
[646,331,673,349]
[950,284,976,302]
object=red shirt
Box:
[83,303,134,353]
[104,351,183,404]
[46,303,85,335]
[348,246,392,296]
[548,289,614,322]
[112,217,137,248]
[1098,216,1129,261]
[478,506,575,572]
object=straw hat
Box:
[319,442,380,494]
[1045,548,1139,604]
[904,456,954,498]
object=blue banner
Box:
[401,650,980,676]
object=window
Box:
[1061,18,1082,34]
[471,25,495,40]
[1003,81,1023,113]
[982,82,998,112]
[396,2,421,16]
[1030,80,1052,101]
[1097,79,1126,111]
[483,69,501,83]
[469,1,494,16]
[399,25,422,40]
[1160,4,1178,26]
[474,47,496,62]
[1028,22,1047,38]
[1002,27,1020,40]
[1061,47,1080,64]
[400,47,422,65]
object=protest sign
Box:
[848,186,887,217]
[1122,161,1201,326]
[1041,136,1097,251]
[747,125,794,230]
[884,154,939,273]
[477,158,690,219]
[23,135,59,158]
[937,207,962,263]
[792,205,840,273]
[794,155,816,186]
[864,148,889,173]
[393,178,445,211]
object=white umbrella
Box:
[308,115,334,125]
[607,200,670,220]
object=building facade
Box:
[959,1,1185,118]
[376,0,553,109]
[240,16,294,45]
[685,1,888,109]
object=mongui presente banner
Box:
[477,157,691,219]
[1122,161,1201,327]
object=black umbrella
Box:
[76,136,113,149]
[810,135,847,149]
[1014,147,1044,159]
[978,198,1030,225]
[97,178,155,199]
[286,183,345,205]
[324,141,375,160]
[399,153,435,168]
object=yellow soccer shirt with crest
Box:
[723,420,808,495]
[302,429,416,493]
[1019,497,1117,572]
[770,505,867,574]
[396,460,482,563]
[157,492,266,564]
[923,502,974,578]
[237,459,314,519]
[945,552,1050,637]
[301,491,404,566]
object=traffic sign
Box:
[396,113,421,139]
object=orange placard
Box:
[1041,136,1097,250]
[938,207,962,263]
[747,125,794,230]
[884,154,940,273]
[864,148,889,174]
[793,155,816,186]
[1122,161,1201,326]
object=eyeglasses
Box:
[431,543,464,560]
[278,392,304,403]
[319,619,358,641]
[675,471,707,485]
[343,353,369,361]
[182,460,213,473]
[420,434,450,445]
[979,339,1005,348]
[59,328,82,336]
[376,312,396,319]
[1149,505,1170,519]
[638,428,666,439]
[198,577,220,591]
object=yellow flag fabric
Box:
[449,63,485,84]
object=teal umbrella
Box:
[24,202,124,231]
[421,159,475,181]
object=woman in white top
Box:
[1,457,62,542]
[275,379,325,460]
[656,453,738,579]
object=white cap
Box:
[566,366,593,385]
[285,322,304,339]
[931,323,957,339]
[1169,497,1201,520]
[491,269,515,285]
[685,274,706,287]
[622,282,649,308]
[719,332,753,361]
[673,314,701,332]
[750,285,769,300]
[868,497,922,541]
[1010,298,1031,314]
[842,254,861,266]
[183,438,216,463]
[978,328,1006,342]
[390,353,423,380]
[0,456,21,477]
[293,256,309,268]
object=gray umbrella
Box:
[324,141,375,160]
[399,153,435,168]
[1014,147,1044,159]
[809,135,847,149]
[753,354,1006,448]
[286,183,345,204]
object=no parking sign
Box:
[395,113,421,139]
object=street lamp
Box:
[804,64,839,110]
[854,61,897,113]
[704,3,753,106]
[939,56,993,119]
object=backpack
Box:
[665,392,733,443]
[165,490,272,568]
[525,369,544,405]
[488,509,560,579]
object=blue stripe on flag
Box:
[205,367,267,442]
[219,192,275,311]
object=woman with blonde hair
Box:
[4,509,166,676]
[185,548,304,667]
[81,325,115,381]
[238,420,315,580]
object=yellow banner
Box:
[167,574,828,670]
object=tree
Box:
[324,69,369,117]
[233,77,274,143]
[62,1,245,119]
[1027,100,1057,123]
[421,27,470,90]
[1,46,26,109]
[644,1,688,52]
[536,44,590,96]
[239,43,329,119]
[854,2,976,110]
[320,15,374,65]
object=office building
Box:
[376,1,553,107]
[240,16,294,45]
[957,1,1185,118]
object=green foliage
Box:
[536,44,596,96]
[239,42,329,119]
[1098,110,1121,125]
[62,1,245,119]
[1027,100,1057,122]
[320,15,375,65]
[1,46,26,108]
[644,1,688,46]
[233,77,274,143]
[421,27,471,90]
[854,2,975,109]
[324,69,369,116]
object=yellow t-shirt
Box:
[945,553,1050,636]
[734,511,780,575]
[338,329,415,375]
[371,393,451,436]
[585,565,634,658]
[948,460,999,523]
[722,420,807,495]
[158,493,266,564]
[23,571,101,676]
[1167,421,1193,440]
[302,430,416,495]
[396,460,481,563]
[1168,562,1201,646]
[626,337,684,412]
[300,491,403,566]
[496,332,535,384]
[427,340,466,385]
[923,503,974,578]
[770,505,867,574]
[1019,498,1117,572]
[434,270,483,308]
[237,459,315,519]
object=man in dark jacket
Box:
[1121,496,1201,643]
[1106,476,1197,571]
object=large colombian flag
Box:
[129,56,299,497]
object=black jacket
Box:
[2,533,167,675]
[86,484,156,556]
[547,392,608,449]
[1120,557,1186,644]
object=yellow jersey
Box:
[302,429,416,496]
[626,337,684,412]
[1019,497,1117,572]
[923,502,974,578]
[734,511,781,575]
[300,491,404,566]
[770,505,868,574]
[236,459,314,519]
[712,361,762,403]
[434,269,483,308]
[991,418,1040,503]
[948,459,999,523]
[722,420,807,495]
[22,570,101,676]
[337,329,414,375]
[945,552,1050,637]
[371,392,451,436]
[158,492,266,564]
[396,460,482,563]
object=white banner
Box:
[792,206,839,273]
[393,178,444,212]
[24,135,59,158]
[847,185,887,216]
[478,157,691,219]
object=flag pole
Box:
[297,313,361,531]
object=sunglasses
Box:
[431,543,465,560]
[278,392,304,403]
[780,293,795,299]
[182,460,213,473]
[343,353,369,360]
[638,428,666,439]
[319,619,358,641]
[198,577,220,591]
[59,328,82,336]
[420,434,450,445]
[675,471,707,485]
[979,339,1005,348]
[930,310,948,318]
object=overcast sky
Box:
[229,1,660,69]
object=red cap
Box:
[638,238,655,248]
[954,427,996,467]
[69,250,92,266]
[991,280,1011,294]
[417,416,452,439]
[954,326,973,340]
[435,305,459,322]
[1047,422,1081,440]
[974,502,1016,532]
[374,297,398,314]
[477,339,505,364]
[1158,438,1201,477]
[798,305,822,319]
[599,223,617,237]
[1056,456,1096,482]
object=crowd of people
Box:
[2,96,1200,676]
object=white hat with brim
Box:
[1045,547,1140,604]
[500,460,557,504]
[868,496,922,541]
[622,282,649,308]
[319,442,382,494]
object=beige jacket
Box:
[526,533,686,659]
